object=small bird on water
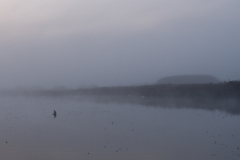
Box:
[53,110,57,118]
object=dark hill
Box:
[156,75,219,84]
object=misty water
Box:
[0,96,240,160]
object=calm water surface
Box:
[0,96,239,160]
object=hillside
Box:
[156,75,219,84]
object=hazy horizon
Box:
[1,0,240,89]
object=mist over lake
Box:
[1,0,240,159]
[1,1,240,89]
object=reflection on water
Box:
[0,96,240,160]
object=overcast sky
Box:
[0,0,240,89]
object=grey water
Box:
[0,96,239,160]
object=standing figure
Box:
[53,110,57,118]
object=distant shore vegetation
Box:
[1,80,240,115]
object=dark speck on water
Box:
[53,110,57,118]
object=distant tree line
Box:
[2,81,239,99]
[70,81,240,99]
[1,81,240,114]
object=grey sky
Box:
[0,0,240,88]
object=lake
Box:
[0,95,239,160]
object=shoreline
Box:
[1,81,240,115]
